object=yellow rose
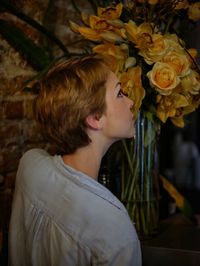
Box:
[139,34,170,65]
[188,2,200,21]
[181,70,200,95]
[161,50,191,77]
[164,34,183,50]
[147,62,180,95]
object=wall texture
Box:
[0,0,91,255]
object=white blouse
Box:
[9,149,141,266]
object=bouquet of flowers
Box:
[70,0,200,236]
[70,0,200,127]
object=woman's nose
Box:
[126,96,134,109]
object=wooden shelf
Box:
[141,215,200,266]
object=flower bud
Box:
[125,57,137,69]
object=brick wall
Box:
[0,0,91,256]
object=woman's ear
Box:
[85,113,102,130]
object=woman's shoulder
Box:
[19,148,51,167]
[17,148,54,182]
[22,148,49,159]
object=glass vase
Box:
[121,110,160,237]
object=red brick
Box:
[0,188,13,229]
[4,174,16,190]
[0,174,4,186]
[0,101,4,119]
[0,122,22,148]
[23,121,44,143]
[1,149,22,173]
[5,100,23,119]
[0,154,3,172]
[23,98,35,119]
[0,228,2,251]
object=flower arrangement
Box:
[70,0,200,236]
[70,0,200,127]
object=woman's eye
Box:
[117,89,127,97]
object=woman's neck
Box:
[62,145,103,180]
[62,131,114,180]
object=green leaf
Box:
[144,122,156,147]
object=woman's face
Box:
[100,71,135,141]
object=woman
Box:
[9,55,141,265]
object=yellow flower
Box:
[187,48,198,63]
[171,94,200,127]
[181,70,200,95]
[164,34,183,50]
[125,21,152,46]
[69,21,80,33]
[139,34,170,65]
[90,15,111,31]
[161,50,191,77]
[171,116,185,128]
[124,20,138,44]
[71,1,200,126]
[125,57,137,69]
[120,66,146,119]
[93,43,128,73]
[78,26,101,41]
[97,3,123,20]
[185,94,200,113]
[77,14,125,42]
[75,15,110,41]
[81,12,90,25]
[106,19,124,28]
[156,93,188,124]
[188,2,200,21]
[100,31,124,43]
[147,62,180,95]
[174,0,189,10]
[136,32,153,51]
